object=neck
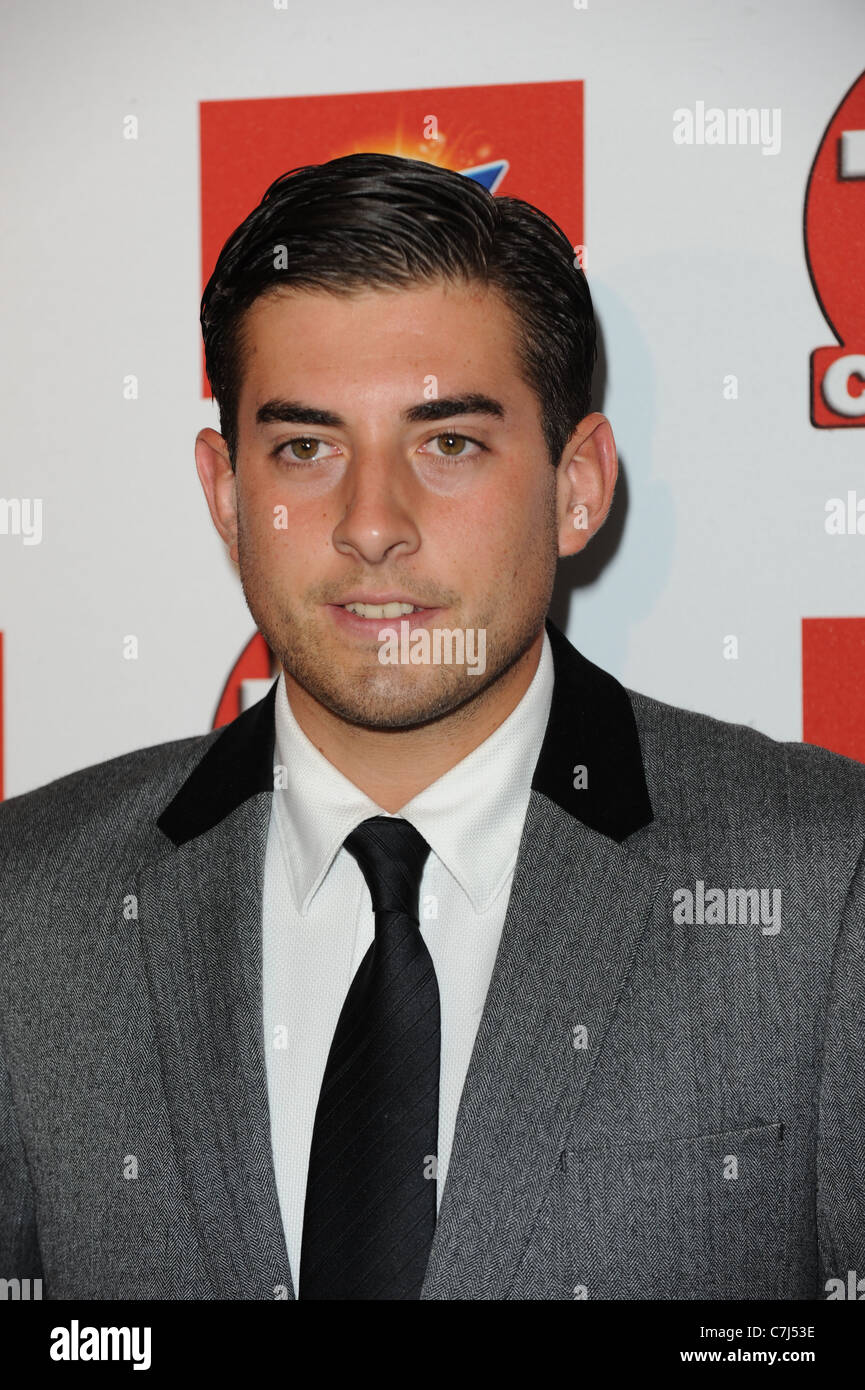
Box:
[282,628,544,813]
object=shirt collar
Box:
[271,629,555,914]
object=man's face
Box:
[221,279,563,730]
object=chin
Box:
[323,671,484,731]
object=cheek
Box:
[481,473,552,555]
[241,486,321,557]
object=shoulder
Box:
[627,686,865,844]
[0,730,221,874]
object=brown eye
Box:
[419,431,487,466]
[288,437,320,461]
[436,433,467,455]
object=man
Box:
[1,153,863,1302]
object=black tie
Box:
[298,815,441,1300]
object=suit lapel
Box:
[136,683,293,1299]
[421,796,669,1299]
[420,618,661,1299]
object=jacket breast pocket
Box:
[512,1121,786,1300]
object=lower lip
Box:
[327,604,445,636]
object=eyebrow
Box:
[255,393,506,430]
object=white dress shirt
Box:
[262,629,555,1293]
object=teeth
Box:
[344,601,422,618]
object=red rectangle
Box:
[802,617,865,762]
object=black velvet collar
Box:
[157,617,652,847]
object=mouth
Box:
[326,599,445,634]
[339,599,426,619]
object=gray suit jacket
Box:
[2,618,864,1300]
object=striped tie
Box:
[298,815,440,1300]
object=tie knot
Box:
[343,815,431,922]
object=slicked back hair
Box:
[200,152,597,471]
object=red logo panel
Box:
[805,69,865,428]
[802,617,865,762]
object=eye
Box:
[275,436,339,464]
[420,431,487,461]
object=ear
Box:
[195,427,239,564]
[555,413,618,558]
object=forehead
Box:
[236,279,527,404]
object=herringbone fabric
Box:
[298,816,440,1300]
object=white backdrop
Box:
[1,0,862,798]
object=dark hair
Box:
[200,152,596,470]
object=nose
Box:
[331,447,421,565]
